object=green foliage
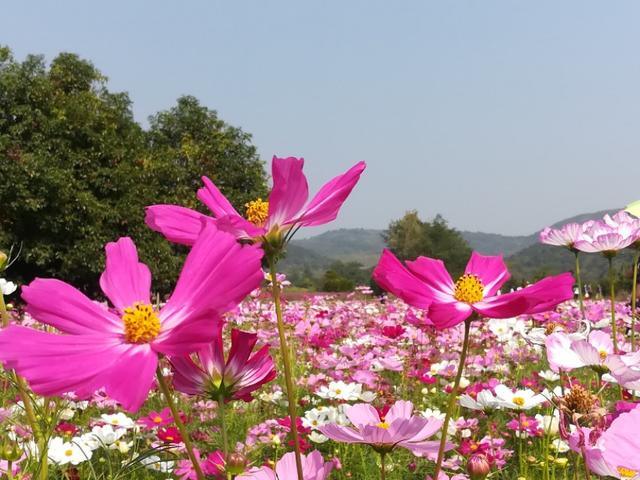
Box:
[0,47,268,294]
[321,269,355,292]
[383,211,472,278]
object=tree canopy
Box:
[0,47,268,294]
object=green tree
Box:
[383,211,471,278]
[0,47,268,294]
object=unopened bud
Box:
[226,452,248,475]
[0,251,7,271]
[0,440,22,462]
[467,454,491,480]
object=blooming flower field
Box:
[1,157,640,479]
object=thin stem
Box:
[380,453,386,480]
[269,261,305,480]
[574,252,585,319]
[218,395,232,480]
[632,251,639,351]
[579,445,592,480]
[155,366,205,480]
[608,257,618,353]
[433,317,472,479]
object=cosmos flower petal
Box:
[153,313,224,356]
[405,256,456,300]
[385,400,414,424]
[372,250,432,309]
[197,176,241,218]
[226,329,259,378]
[170,356,206,396]
[291,161,366,227]
[464,251,510,297]
[21,279,122,335]
[267,156,309,228]
[318,424,365,443]
[144,205,211,246]
[428,301,472,329]
[99,237,152,312]
[345,403,380,427]
[160,222,264,332]
[215,214,265,239]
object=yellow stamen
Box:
[122,303,161,344]
[599,350,608,360]
[153,416,163,424]
[244,198,269,226]
[64,449,73,457]
[335,389,342,395]
[617,467,638,478]
[376,422,390,430]
[453,274,485,304]
[512,396,526,407]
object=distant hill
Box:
[280,208,624,282]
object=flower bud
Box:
[0,251,7,271]
[0,439,22,462]
[467,454,491,480]
[226,452,247,475]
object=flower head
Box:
[373,250,573,329]
[0,223,264,412]
[574,219,640,255]
[539,223,585,250]
[236,450,333,480]
[145,156,366,248]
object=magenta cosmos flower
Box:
[0,223,264,412]
[170,323,276,402]
[570,407,640,479]
[145,156,366,244]
[236,451,333,480]
[319,400,444,458]
[373,250,574,329]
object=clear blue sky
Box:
[4,1,640,236]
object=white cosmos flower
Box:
[494,384,548,410]
[48,437,93,465]
[535,411,560,436]
[140,455,174,473]
[100,413,135,429]
[0,279,16,296]
[459,389,501,411]
[545,330,614,373]
[308,431,329,443]
[550,438,570,453]
[81,425,126,450]
[538,370,561,382]
[422,408,445,421]
[488,318,526,342]
[315,381,363,401]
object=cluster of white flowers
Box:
[314,381,376,402]
[302,405,350,443]
[459,384,551,411]
[0,278,17,295]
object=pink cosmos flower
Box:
[176,450,225,480]
[574,220,640,254]
[545,330,614,373]
[539,223,585,249]
[171,323,276,402]
[236,450,333,480]
[138,407,174,429]
[145,156,366,243]
[373,250,574,329]
[571,407,640,479]
[318,400,445,458]
[0,223,264,412]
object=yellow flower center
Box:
[512,396,526,407]
[153,416,163,424]
[453,274,485,304]
[376,422,390,430]
[65,449,73,457]
[599,350,608,360]
[335,389,342,395]
[618,467,638,478]
[245,198,269,226]
[122,303,161,344]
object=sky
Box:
[4,1,640,237]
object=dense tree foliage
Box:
[383,211,472,278]
[0,47,268,294]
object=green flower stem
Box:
[433,316,472,479]
[607,257,618,353]
[574,252,585,319]
[155,366,205,480]
[218,395,232,480]
[632,251,639,350]
[380,453,386,480]
[269,261,305,480]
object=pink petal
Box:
[291,161,366,227]
[275,452,300,480]
[428,301,472,329]
[226,329,258,380]
[236,467,276,480]
[197,176,241,217]
[215,214,265,240]
[570,340,601,366]
[267,156,309,228]
[145,205,211,246]
[170,356,207,395]
[545,333,585,372]
[404,256,456,301]
[360,424,393,444]
[159,222,264,335]
[388,417,429,442]
[372,250,432,309]
[318,424,365,443]
[345,403,380,427]
[405,417,443,442]
[99,237,152,312]
[472,292,530,318]
[0,326,156,412]
[22,279,122,335]
[384,400,414,424]
[153,312,224,356]
[464,251,510,297]
[400,439,448,459]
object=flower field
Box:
[1,157,640,480]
